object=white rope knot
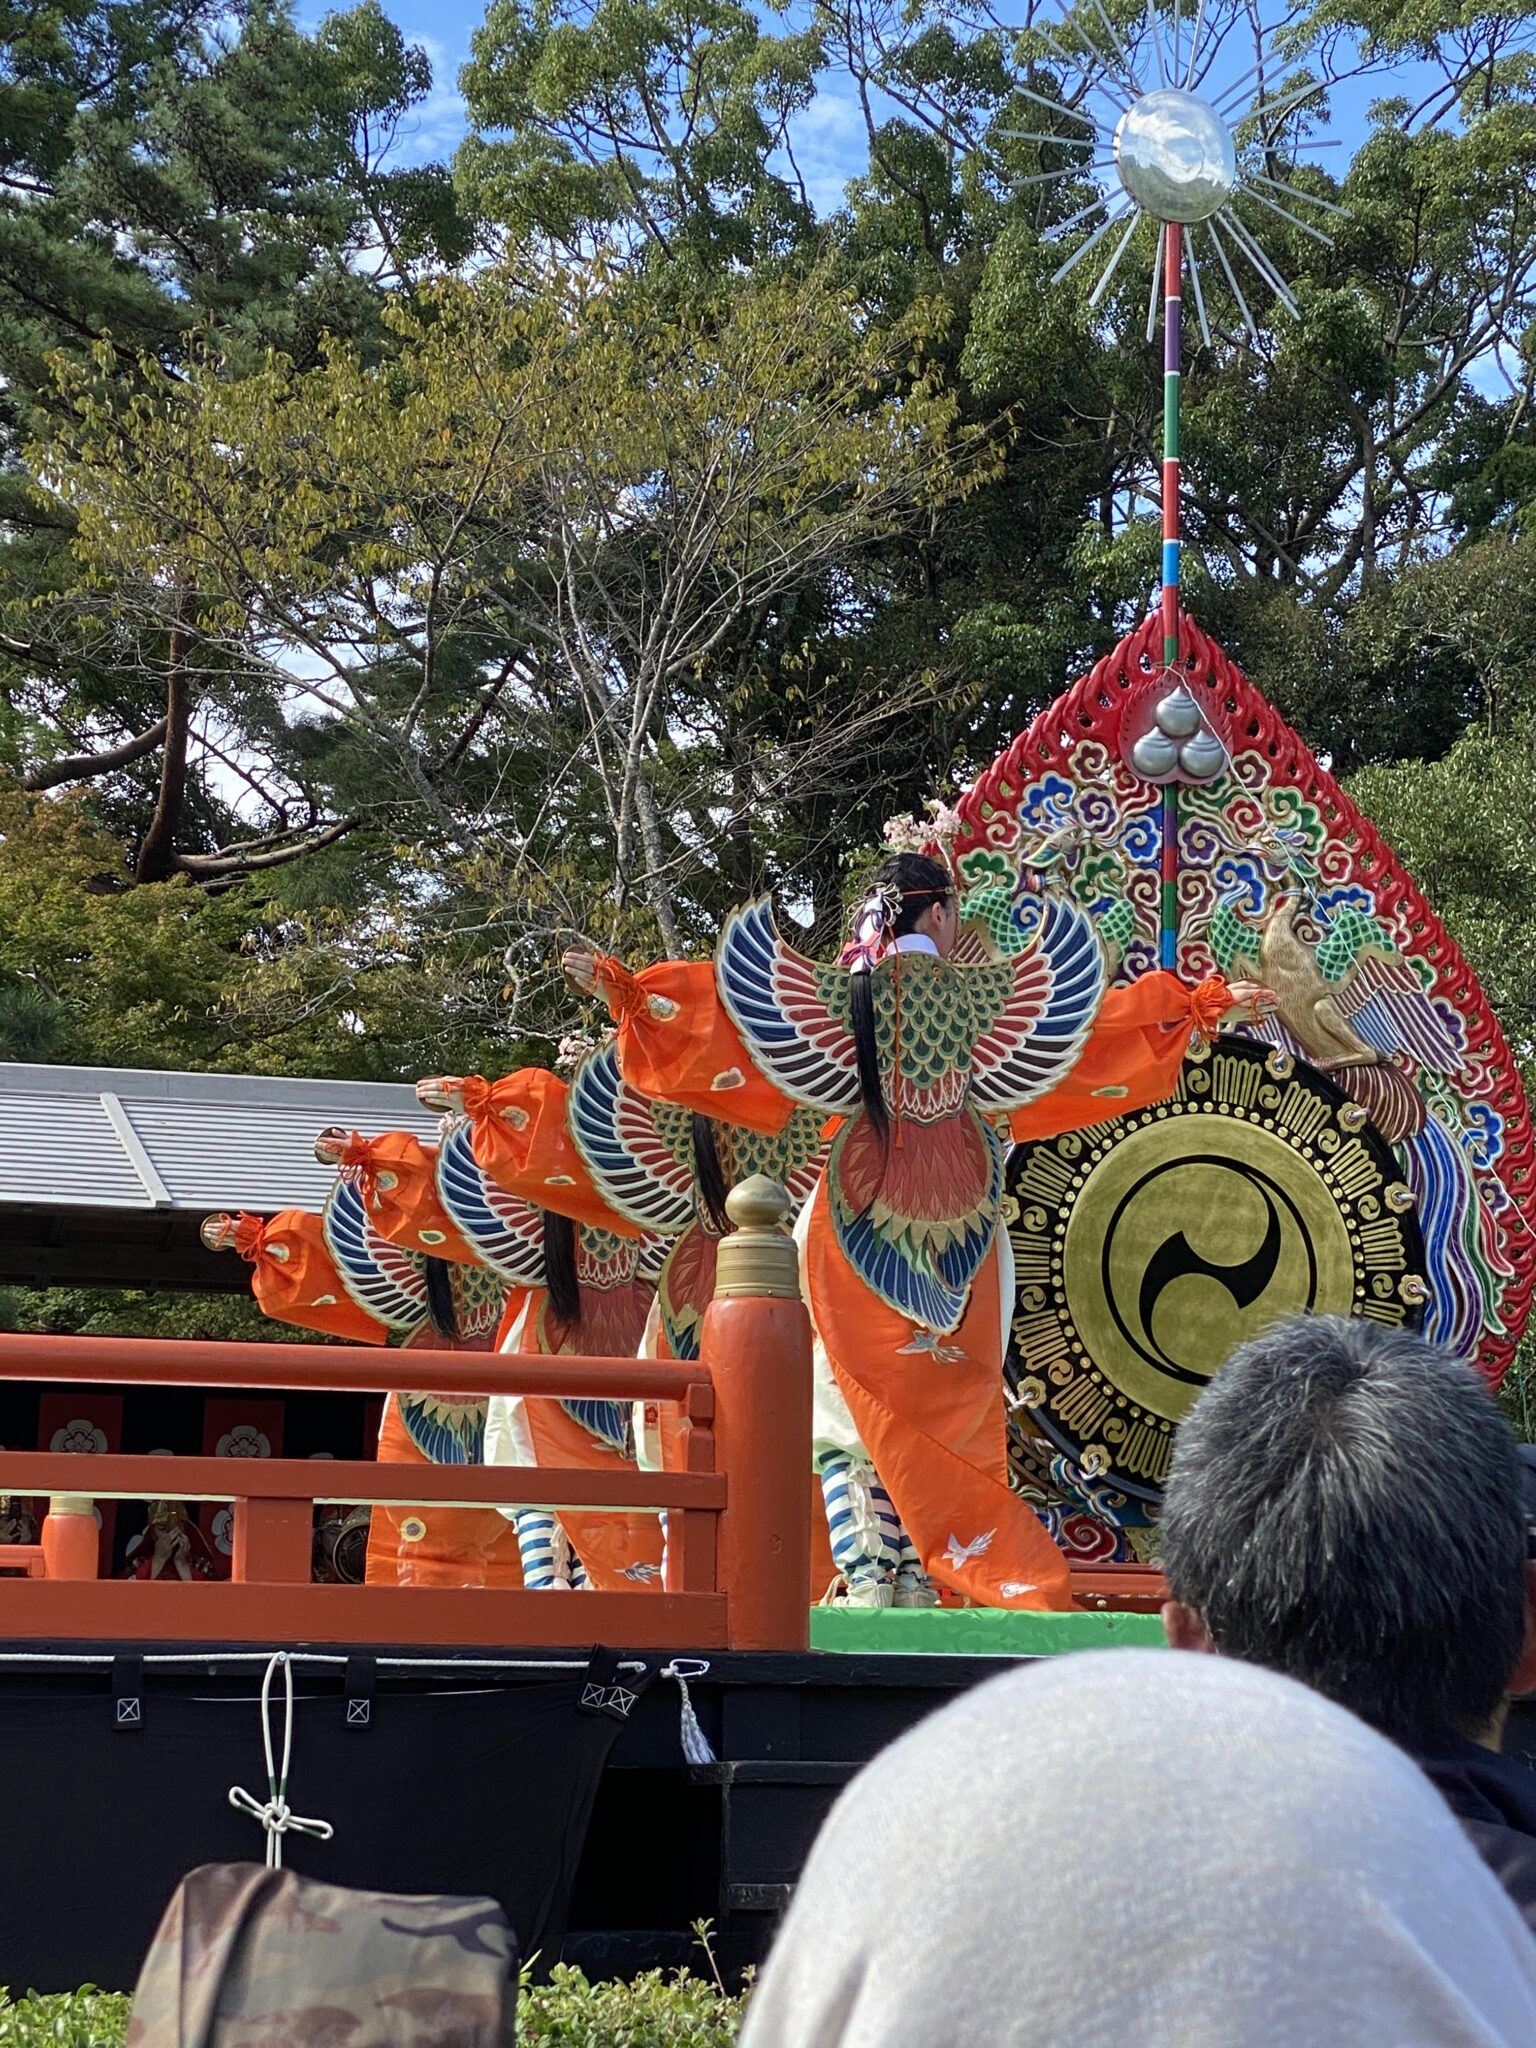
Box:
[228,1651,335,1868]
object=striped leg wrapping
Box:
[817,1449,905,1584]
[514,1510,572,1590]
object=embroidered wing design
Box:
[567,1043,696,1235]
[434,1119,547,1286]
[716,898,861,1113]
[828,1107,1004,1334]
[1320,909,1467,1076]
[560,1228,651,1451]
[966,893,1105,1111]
[396,1392,487,1466]
[635,1230,671,1284]
[448,1260,509,1343]
[561,1399,634,1456]
[575,1222,641,1293]
[718,1102,829,1218]
[322,1177,428,1332]
[658,1224,717,1361]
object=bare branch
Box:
[22,718,170,791]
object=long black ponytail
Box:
[847,851,955,1145]
[691,1114,732,1235]
[850,973,889,1147]
[541,1208,582,1331]
[423,1256,460,1340]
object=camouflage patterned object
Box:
[127,1862,518,2048]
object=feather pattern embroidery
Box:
[322,1178,427,1331]
[967,894,1105,1110]
[435,1121,548,1285]
[716,899,861,1111]
[568,1044,697,1234]
[396,1393,488,1466]
[717,894,1102,1329]
[830,1109,1004,1333]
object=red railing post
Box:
[40,1494,98,1581]
[703,1176,812,1652]
[232,1494,313,1584]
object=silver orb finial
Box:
[1010,2,1347,342]
[1114,88,1237,224]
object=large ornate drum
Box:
[951,611,1533,1543]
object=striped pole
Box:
[1158,221,1183,974]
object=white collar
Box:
[892,933,940,957]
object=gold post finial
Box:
[713,1175,801,1300]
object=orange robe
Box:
[364,1389,526,1591]
[806,1179,1071,1609]
[492,1282,666,1592]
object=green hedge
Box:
[0,1993,131,2048]
[0,1969,746,2047]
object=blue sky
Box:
[349,0,875,214]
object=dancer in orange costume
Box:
[715,851,1106,1611]
[424,1077,667,1591]
[562,895,1258,1603]
[560,1037,830,1583]
[320,1166,522,1590]
[204,1187,523,1590]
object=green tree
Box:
[34,262,985,972]
[0,0,472,885]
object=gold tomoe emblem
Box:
[1005,1036,1425,1503]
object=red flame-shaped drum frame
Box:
[955,611,1535,1390]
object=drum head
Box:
[1005,1035,1426,1503]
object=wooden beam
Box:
[0,1453,726,1511]
[0,1331,708,1401]
[0,1579,729,1647]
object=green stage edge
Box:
[810,1606,1168,1655]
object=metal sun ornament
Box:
[1000,3,1349,966]
[1004,2,1348,342]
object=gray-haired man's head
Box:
[1160,1314,1536,1747]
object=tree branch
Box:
[22,718,170,791]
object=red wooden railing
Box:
[0,1331,1165,1631]
[0,1178,1163,1638]
[0,1182,817,1649]
[0,1338,736,1647]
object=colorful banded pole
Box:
[1158,221,1184,974]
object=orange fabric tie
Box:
[591,952,650,1024]
[1188,972,1237,1043]
[231,1212,267,1262]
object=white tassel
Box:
[662,1659,716,1765]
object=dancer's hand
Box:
[562,947,599,994]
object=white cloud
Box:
[780,81,870,217]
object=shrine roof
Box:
[0,1062,441,1289]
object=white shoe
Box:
[892,1576,940,1609]
[840,1575,895,1609]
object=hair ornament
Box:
[839,880,902,972]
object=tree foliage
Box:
[33,263,984,968]
[0,0,1534,1117]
